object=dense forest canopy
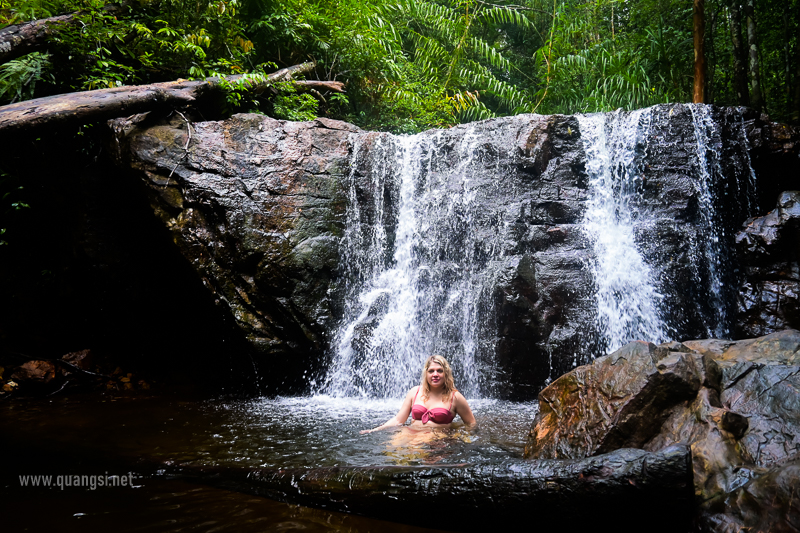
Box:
[1,0,798,132]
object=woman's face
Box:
[426,362,445,388]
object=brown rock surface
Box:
[525,340,704,459]
[61,349,94,371]
[525,329,800,532]
[11,360,57,383]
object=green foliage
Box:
[0,0,66,24]
[0,52,53,103]
[271,81,318,121]
[295,0,542,130]
[535,0,693,114]
[0,0,257,101]
[2,0,799,129]
[0,172,30,246]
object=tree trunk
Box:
[729,1,750,106]
[744,0,764,112]
[170,446,694,533]
[0,62,340,136]
[0,5,126,65]
[693,0,707,103]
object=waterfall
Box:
[321,105,757,397]
[323,126,511,398]
[578,110,667,353]
[577,104,756,354]
[687,104,757,338]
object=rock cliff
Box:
[110,105,800,395]
[736,191,800,337]
[112,113,358,377]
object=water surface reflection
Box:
[2,393,537,532]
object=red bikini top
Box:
[411,387,456,424]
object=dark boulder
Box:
[111,113,359,384]
[171,446,694,533]
[10,360,58,384]
[525,329,800,532]
[736,190,800,336]
[61,349,94,371]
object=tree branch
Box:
[0,4,126,65]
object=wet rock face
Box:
[112,105,796,395]
[736,190,800,336]
[525,329,800,532]
[112,113,359,379]
[478,114,598,396]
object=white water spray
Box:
[578,110,667,352]
[324,127,508,398]
[688,104,744,338]
[323,106,757,395]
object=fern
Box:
[365,0,536,126]
[0,52,51,104]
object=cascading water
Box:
[322,104,757,397]
[578,109,668,353]
[688,104,750,338]
[323,126,513,398]
[577,104,756,355]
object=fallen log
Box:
[294,80,345,93]
[0,13,79,64]
[0,61,335,136]
[168,445,694,533]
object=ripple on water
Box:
[1,394,537,532]
[200,396,538,468]
[1,394,538,469]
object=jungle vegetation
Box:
[1,0,798,133]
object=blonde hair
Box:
[419,354,457,402]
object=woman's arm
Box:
[454,391,476,425]
[360,387,416,434]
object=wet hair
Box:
[419,354,457,402]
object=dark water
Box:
[1,392,537,532]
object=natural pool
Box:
[2,392,538,532]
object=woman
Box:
[361,355,476,434]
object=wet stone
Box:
[525,329,800,532]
